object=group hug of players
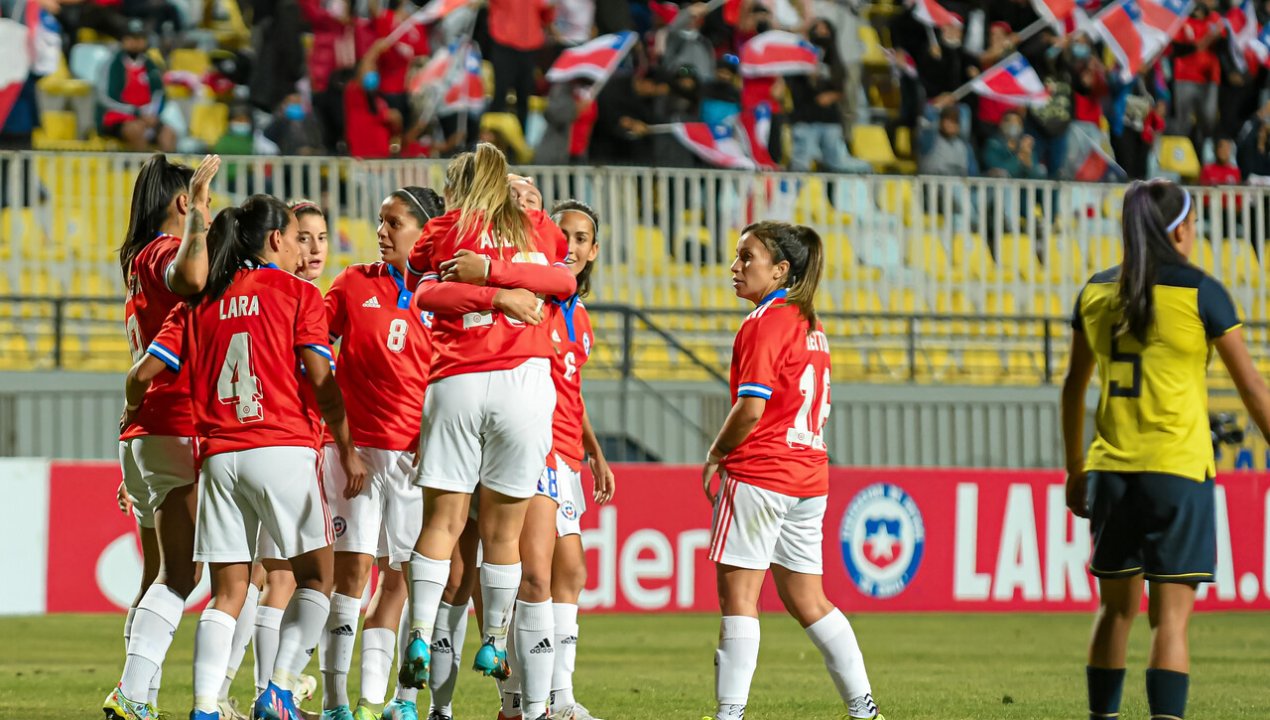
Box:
[102,143,885,720]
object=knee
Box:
[1098,600,1139,626]
[553,562,586,597]
[520,568,552,602]
[163,564,202,598]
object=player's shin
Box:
[359,627,396,706]
[118,583,185,702]
[193,608,238,713]
[515,599,554,719]
[319,592,362,710]
[427,601,468,716]
[805,609,877,718]
[222,584,260,701]
[253,605,284,696]
[551,602,579,710]
[271,588,332,692]
[715,616,760,720]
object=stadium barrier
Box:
[2,459,1267,615]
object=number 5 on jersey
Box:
[789,365,830,450]
[218,332,264,423]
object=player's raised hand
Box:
[341,447,368,499]
[591,455,616,504]
[494,288,544,325]
[1065,469,1089,518]
[189,154,221,211]
[440,249,489,285]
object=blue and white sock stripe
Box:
[737,382,772,400]
[146,342,181,372]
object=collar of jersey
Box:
[553,293,580,342]
[760,288,788,305]
[386,263,412,309]
[244,259,280,271]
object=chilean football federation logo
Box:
[840,483,925,599]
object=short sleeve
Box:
[139,240,181,297]
[1070,285,1085,332]
[407,221,441,281]
[295,281,334,363]
[146,303,187,372]
[733,318,781,400]
[1198,275,1241,339]
[325,269,349,343]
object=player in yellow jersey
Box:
[1061,179,1270,720]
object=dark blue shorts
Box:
[1087,471,1216,583]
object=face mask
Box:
[1071,43,1090,60]
[1001,123,1022,140]
[230,121,252,135]
[755,20,772,33]
[284,103,305,121]
[362,71,380,92]
[125,49,143,60]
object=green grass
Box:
[3,612,1269,719]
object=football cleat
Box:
[351,699,381,720]
[321,705,354,720]
[190,712,220,720]
[253,681,301,720]
[219,698,250,720]
[382,699,418,720]
[103,686,152,720]
[398,635,432,689]
[845,715,885,720]
[553,703,602,720]
[425,710,452,720]
[472,638,511,680]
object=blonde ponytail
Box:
[444,143,533,257]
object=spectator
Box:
[982,109,1045,179]
[589,71,666,165]
[1202,137,1242,185]
[248,0,306,113]
[95,19,175,152]
[813,0,864,134]
[1108,71,1163,181]
[212,105,257,157]
[700,53,741,127]
[1218,0,1261,142]
[344,39,402,158]
[297,0,355,150]
[787,18,870,173]
[486,0,554,131]
[660,3,715,83]
[553,0,595,47]
[1068,33,1108,141]
[536,79,594,164]
[919,104,978,177]
[264,93,326,155]
[972,21,1021,144]
[1023,30,1073,179]
[121,0,181,35]
[373,0,430,124]
[1172,1,1222,160]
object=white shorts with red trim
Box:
[535,453,587,537]
[119,436,197,529]
[195,446,332,563]
[322,445,421,566]
[709,473,826,575]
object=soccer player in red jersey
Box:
[701,222,883,720]
[124,194,367,720]
[294,201,330,281]
[105,153,222,720]
[398,145,575,720]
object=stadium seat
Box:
[909,234,951,280]
[0,333,32,370]
[1046,237,1084,284]
[480,113,531,164]
[1158,136,1200,181]
[1086,235,1119,271]
[1193,239,1217,273]
[36,53,93,99]
[170,48,212,76]
[996,234,1040,282]
[85,334,131,372]
[69,43,113,84]
[1220,241,1263,287]
[893,126,913,159]
[859,26,887,67]
[190,102,229,147]
[850,125,899,173]
[38,110,79,143]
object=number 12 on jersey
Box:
[788,364,830,450]
[217,332,264,423]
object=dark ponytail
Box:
[551,199,600,298]
[120,153,194,282]
[390,186,444,228]
[742,221,824,333]
[197,194,294,304]
[1118,179,1190,343]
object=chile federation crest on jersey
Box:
[839,483,925,599]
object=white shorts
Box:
[255,524,283,562]
[323,444,421,566]
[195,446,333,563]
[118,436,197,529]
[708,474,826,575]
[415,358,556,500]
[535,454,587,537]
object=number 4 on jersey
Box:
[788,364,830,450]
[217,332,264,423]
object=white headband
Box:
[1166,190,1192,233]
[552,208,598,237]
[396,189,433,221]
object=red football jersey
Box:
[406,209,568,380]
[121,234,196,440]
[325,262,434,451]
[721,290,831,497]
[149,263,332,458]
[548,297,593,468]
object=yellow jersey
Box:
[1073,264,1241,481]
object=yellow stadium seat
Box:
[85,334,131,372]
[909,234,952,280]
[39,111,78,142]
[480,112,531,164]
[887,288,929,314]
[1086,235,1119,271]
[170,48,211,75]
[1158,136,1200,181]
[633,226,668,262]
[997,234,1040,282]
[859,26,887,67]
[1219,241,1263,287]
[190,102,229,147]
[36,53,93,98]
[0,334,32,370]
[1194,239,1217,273]
[959,348,1005,380]
[893,126,913,159]
[1046,237,1084,284]
[953,233,997,281]
[850,125,898,173]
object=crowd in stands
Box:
[5,0,1270,185]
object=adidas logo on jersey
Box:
[363,296,381,308]
[332,624,355,637]
[529,638,553,654]
[431,637,453,654]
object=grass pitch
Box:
[3,612,1269,720]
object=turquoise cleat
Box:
[321,705,353,720]
[397,634,432,689]
[350,699,381,720]
[253,682,301,720]
[382,699,418,720]
[471,638,511,680]
[103,686,152,720]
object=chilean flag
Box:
[1093,0,1193,80]
[1224,0,1267,72]
[1073,142,1126,182]
[668,123,758,170]
[910,0,963,28]
[739,30,820,78]
[546,31,638,84]
[386,0,470,44]
[969,54,1051,107]
[1031,0,1077,26]
[0,0,38,129]
[736,106,778,170]
[407,43,484,117]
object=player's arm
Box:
[167,155,221,297]
[702,395,766,503]
[582,405,615,504]
[301,348,368,498]
[412,275,546,325]
[1216,328,1270,439]
[1060,329,1095,518]
[439,249,578,299]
